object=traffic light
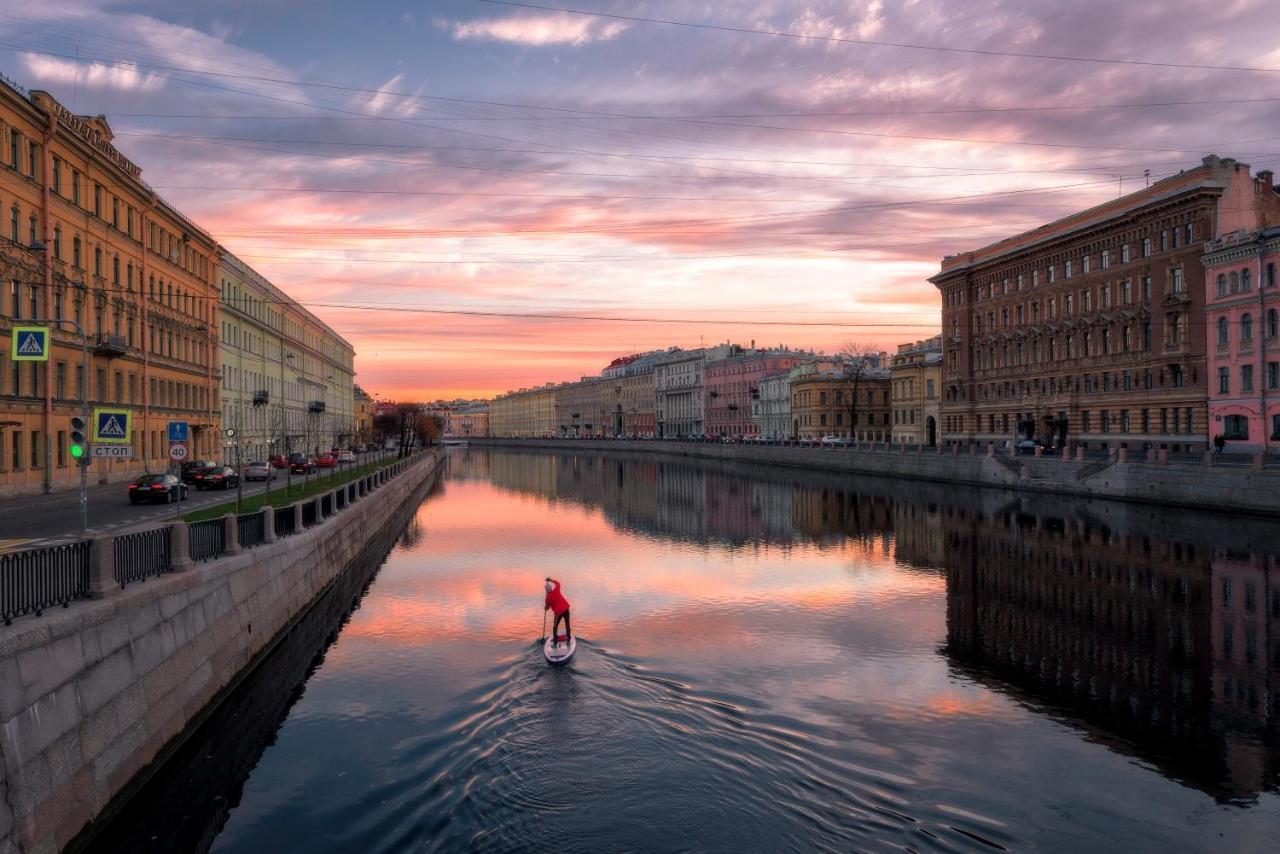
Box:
[70,416,88,464]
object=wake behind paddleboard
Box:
[543,634,576,666]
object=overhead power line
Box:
[475,0,1280,75]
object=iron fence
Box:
[238,512,266,549]
[275,506,297,538]
[188,519,226,563]
[302,500,318,528]
[114,528,171,587]
[321,493,333,517]
[0,541,91,625]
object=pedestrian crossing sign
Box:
[92,408,132,444]
[11,326,49,362]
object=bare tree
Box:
[837,342,878,440]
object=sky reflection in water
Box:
[210,449,1280,853]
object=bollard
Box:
[1252,453,1264,470]
[168,521,195,572]
[86,533,120,599]
[1076,446,1085,461]
[223,512,242,556]
[986,443,995,457]
[1204,450,1215,467]
[261,505,277,543]
[1062,446,1071,461]
[292,501,304,531]
[1034,446,1042,458]
[1117,448,1128,464]
[1157,448,1169,465]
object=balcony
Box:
[308,400,326,414]
[93,334,128,358]
[253,390,270,407]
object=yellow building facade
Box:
[0,79,219,497]
[890,336,943,446]
[489,385,557,437]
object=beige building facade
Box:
[489,384,558,437]
[891,336,943,446]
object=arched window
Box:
[1218,316,1229,346]
[1268,308,1278,338]
[1216,274,1228,297]
[1230,271,1240,293]
[1241,313,1253,343]
[1242,268,1252,291]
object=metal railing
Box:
[188,519,226,563]
[114,528,172,587]
[0,541,90,625]
[321,493,333,516]
[238,512,265,548]
[275,506,297,538]
[2,451,425,624]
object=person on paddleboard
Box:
[545,577,571,643]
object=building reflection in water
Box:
[456,447,1280,802]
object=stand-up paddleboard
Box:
[543,633,576,666]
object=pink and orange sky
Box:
[7,1,1280,399]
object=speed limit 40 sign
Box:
[169,443,189,461]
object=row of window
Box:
[0,355,210,409]
[798,412,891,427]
[1215,310,1279,348]
[1215,264,1278,297]
[1220,414,1280,442]
[973,407,1197,435]
[959,224,1197,305]
[973,322,1155,372]
[968,275,1168,336]
[1217,363,1280,395]
[967,364,1186,404]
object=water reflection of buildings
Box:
[944,500,1280,800]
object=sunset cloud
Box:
[446,13,630,46]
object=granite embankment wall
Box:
[0,450,442,854]
[470,439,1280,515]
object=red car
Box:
[315,453,336,468]
[268,453,288,469]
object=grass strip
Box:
[182,454,404,522]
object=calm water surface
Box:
[103,449,1280,852]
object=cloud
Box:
[445,13,630,46]
[21,55,165,93]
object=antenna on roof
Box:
[1144,169,1151,187]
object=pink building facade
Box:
[703,351,809,438]
[1203,225,1280,453]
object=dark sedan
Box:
[128,474,189,504]
[180,460,219,484]
[192,466,240,490]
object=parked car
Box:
[243,461,274,481]
[336,449,355,463]
[193,465,239,490]
[128,474,188,504]
[288,453,315,474]
[1016,439,1040,455]
[180,460,219,484]
[821,435,851,446]
[315,453,336,468]
[268,453,288,469]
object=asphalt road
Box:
[0,467,356,551]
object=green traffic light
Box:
[70,444,84,458]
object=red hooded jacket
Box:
[544,580,570,616]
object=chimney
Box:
[1259,170,1275,190]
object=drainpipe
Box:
[1259,246,1269,455]
[40,112,56,492]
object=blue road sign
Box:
[168,421,190,442]
[92,408,132,444]
[11,326,49,362]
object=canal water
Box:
[87,448,1280,853]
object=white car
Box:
[820,435,851,446]
[337,449,356,463]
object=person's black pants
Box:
[553,609,572,640]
